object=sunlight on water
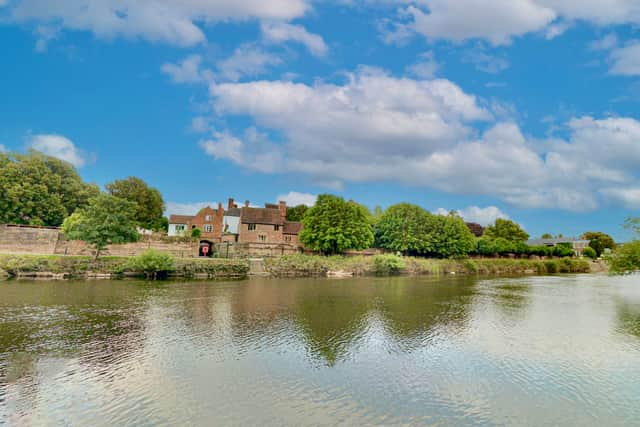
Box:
[1,275,640,426]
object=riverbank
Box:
[0,254,249,280]
[265,254,595,277]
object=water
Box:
[1,274,639,426]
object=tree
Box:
[583,246,597,260]
[62,194,139,260]
[299,194,374,255]
[106,177,165,231]
[0,150,99,226]
[374,203,432,255]
[483,219,529,242]
[624,217,640,237]
[581,231,615,257]
[541,233,553,239]
[286,204,309,222]
[608,241,640,274]
[427,213,477,258]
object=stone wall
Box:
[0,225,61,255]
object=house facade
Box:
[526,237,590,256]
[168,204,224,241]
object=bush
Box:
[583,246,597,260]
[607,241,640,275]
[372,254,406,275]
[191,228,202,238]
[126,250,176,279]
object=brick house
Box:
[168,204,224,241]
[237,200,303,246]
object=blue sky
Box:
[1,1,639,241]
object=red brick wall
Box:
[238,223,284,244]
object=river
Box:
[1,274,639,426]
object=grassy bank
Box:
[264,254,592,277]
[0,254,249,280]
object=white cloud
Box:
[261,22,328,57]
[29,134,88,167]
[406,51,439,78]
[590,33,618,51]
[189,116,211,133]
[216,44,282,82]
[0,144,6,152]
[200,66,640,211]
[462,49,510,74]
[165,201,217,216]
[277,191,317,206]
[436,206,510,226]
[6,0,309,47]
[389,0,640,45]
[600,187,640,208]
[161,54,213,84]
[609,41,640,76]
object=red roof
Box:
[169,215,194,224]
[241,207,284,225]
[284,221,303,235]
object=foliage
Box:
[607,241,640,275]
[0,150,99,226]
[126,250,176,279]
[174,258,250,278]
[106,177,165,231]
[286,204,309,222]
[299,194,374,255]
[483,219,530,242]
[62,194,140,260]
[581,231,616,257]
[583,246,597,260]
[191,227,202,238]
[624,217,640,237]
[372,254,406,275]
[541,233,553,238]
[374,203,432,255]
[426,213,477,258]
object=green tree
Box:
[126,250,176,279]
[427,213,477,258]
[299,194,374,255]
[106,177,165,231]
[541,233,553,239]
[286,204,309,222]
[483,219,529,242]
[624,217,640,237]
[581,231,615,257]
[62,194,139,260]
[583,246,597,260]
[374,203,432,255]
[608,241,640,274]
[0,150,99,226]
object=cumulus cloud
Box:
[161,54,213,84]
[5,0,309,46]
[216,44,282,82]
[165,201,217,216]
[435,206,510,226]
[261,22,328,57]
[388,0,640,45]
[199,67,640,212]
[462,49,510,74]
[406,51,439,78]
[277,191,317,206]
[609,41,640,76]
[29,134,88,167]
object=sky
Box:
[1,0,639,241]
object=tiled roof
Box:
[169,215,194,224]
[241,207,284,225]
[284,221,303,235]
[465,222,484,237]
[225,208,241,217]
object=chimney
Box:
[218,202,224,217]
[228,198,235,209]
[245,200,250,208]
[278,200,287,224]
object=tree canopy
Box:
[106,177,165,230]
[0,150,99,226]
[299,194,374,255]
[581,231,615,257]
[286,204,309,222]
[374,203,432,255]
[62,194,139,259]
[427,213,477,258]
[483,219,529,242]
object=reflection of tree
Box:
[376,277,475,350]
[616,301,640,339]
[489,282,531,320]
[293,280,373,366]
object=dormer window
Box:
[205,215,212,221]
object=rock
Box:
[327,270,354,278]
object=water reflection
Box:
[1,275,640,426]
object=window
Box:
[203,224,213,233]
[274,225,280,231]
[248,224,256,231]
[175,225,185,232]
[205,215,212,221]
[258,235,267,242]
[284,235,292,242]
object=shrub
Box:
[607,241,640,275]
[583,246,597,260]
[191,228,202,238]
[126,250,176,279]
[372,254,406,275]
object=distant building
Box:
[466,222,485,237]
[167,204,224,241]
[526,237,590,256]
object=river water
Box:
[1,274,639,426]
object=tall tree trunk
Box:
[93,247,101,262]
